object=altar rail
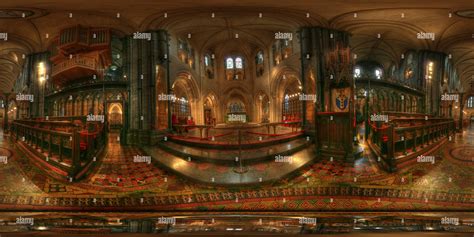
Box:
[169,121,303,148]
[369,117,455,172]
[11,117,106,181]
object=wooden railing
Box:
[315,112,352,158]
[26,116,87,124]
[52,55,97,77]
[382,111,434,120]
[369,117,455,172]
[11,117,106,180]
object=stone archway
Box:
[171,72,200,125]
[255,91,270,123]
[223,88,250,124]
[270,67,302,122]
[275,73,302,122]
[203,92,218,125]
[107,102,123,130]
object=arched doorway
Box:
[171,83,192,126]
[272,69,302,123]
[281,78,302,122]
[256,91,270,123]
[221,87,251,124]
[108,102,123,130]
[203,93,218,125]
[170,73,199,126]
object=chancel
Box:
[0,0,472,235]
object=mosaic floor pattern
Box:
[0,125,472,211]
[85,133,169,191]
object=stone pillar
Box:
[125,30,169,145]
[300,27,353,161]
[419,51,445,116]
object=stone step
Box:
[158,137,312,165]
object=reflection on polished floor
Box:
[0,211,472,236]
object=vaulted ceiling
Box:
[0,0,473,92]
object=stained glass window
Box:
[375,69,382,79]
[204,55,209,67]
[468,96,474,108]
[354,68,361,78]
[226,58,234,69]
[235,57,243,69]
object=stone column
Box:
[300,27,353,161]
[125,30,169,145]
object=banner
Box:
[332,87,350,112]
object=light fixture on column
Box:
[37,62,46,82]
[426,61,433,80]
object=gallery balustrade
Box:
[51,55,98,77]
[45,78,127,97]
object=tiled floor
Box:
[0,124,472,211]
[86,132,168,191]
